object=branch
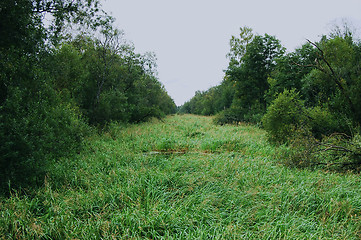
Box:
[312,139,361,158]
[306,40,344,88]
[329,132,352,139]
[319,144,354,153]
[306,39,356,114]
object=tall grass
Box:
[1,114,361,239]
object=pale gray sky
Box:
[102,0,361,106]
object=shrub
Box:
[262,89,308,144]
[0,84,89,192]
[308,106,351,139]
[276,133,317,168]
[213,108,241,125]
[280,133,361,170]
[91,89,130,125]
[241,101,265,125]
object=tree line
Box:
[179,25,361,169]
[0,0,176,192]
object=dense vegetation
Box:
[2,115,361,238]
[0,0,176,192]
[180,25,361,169]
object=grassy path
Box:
[1,114,361,239]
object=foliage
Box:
[182,23,361,169]
[178,79,234,116]
[179,31,285,123]
[226,26,254,65]
[302,36,361,126]
[0,0,175,192]
[226,33,285,122]
[265,43,316,103]
[263,89,352,145]
[189,31,286,124]
[213,107,241,125]
[307,106,350,139]
[51,33,176,125]
[280,133,361,171]
[262,89,308,144]
[0,84,88,190]
[0,0,100,190]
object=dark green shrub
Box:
[262,89,308,144]
[280,133,361,170]
[0,84,88,192]
[91,89,130,125]
[241,101,265,125]
[308,106,351,139]
[213,107,241,125]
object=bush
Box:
[213,108,241,125]
[0,84,89,192]
[276,134,317,168]
[262,89,308,144]
[241,101,265,125]
[279,133,361,171]
[265,91,361,170]
[308,106,351,139]
[91,89,130,125]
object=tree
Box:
[266,43,316,103]
[50,30,175,125]
[226,33,285,122]
[302,36,361,125]
[0,0,107,191]
[227,26,254,66]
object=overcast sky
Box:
[102,0,361,106]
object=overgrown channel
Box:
[1,115,361,239]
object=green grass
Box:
[1,114,361,239]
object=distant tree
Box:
[50,30,175,125]
[226,33,285,122]
[227,26,254,66]
[183,30,284,124]
[266,43,316,103]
